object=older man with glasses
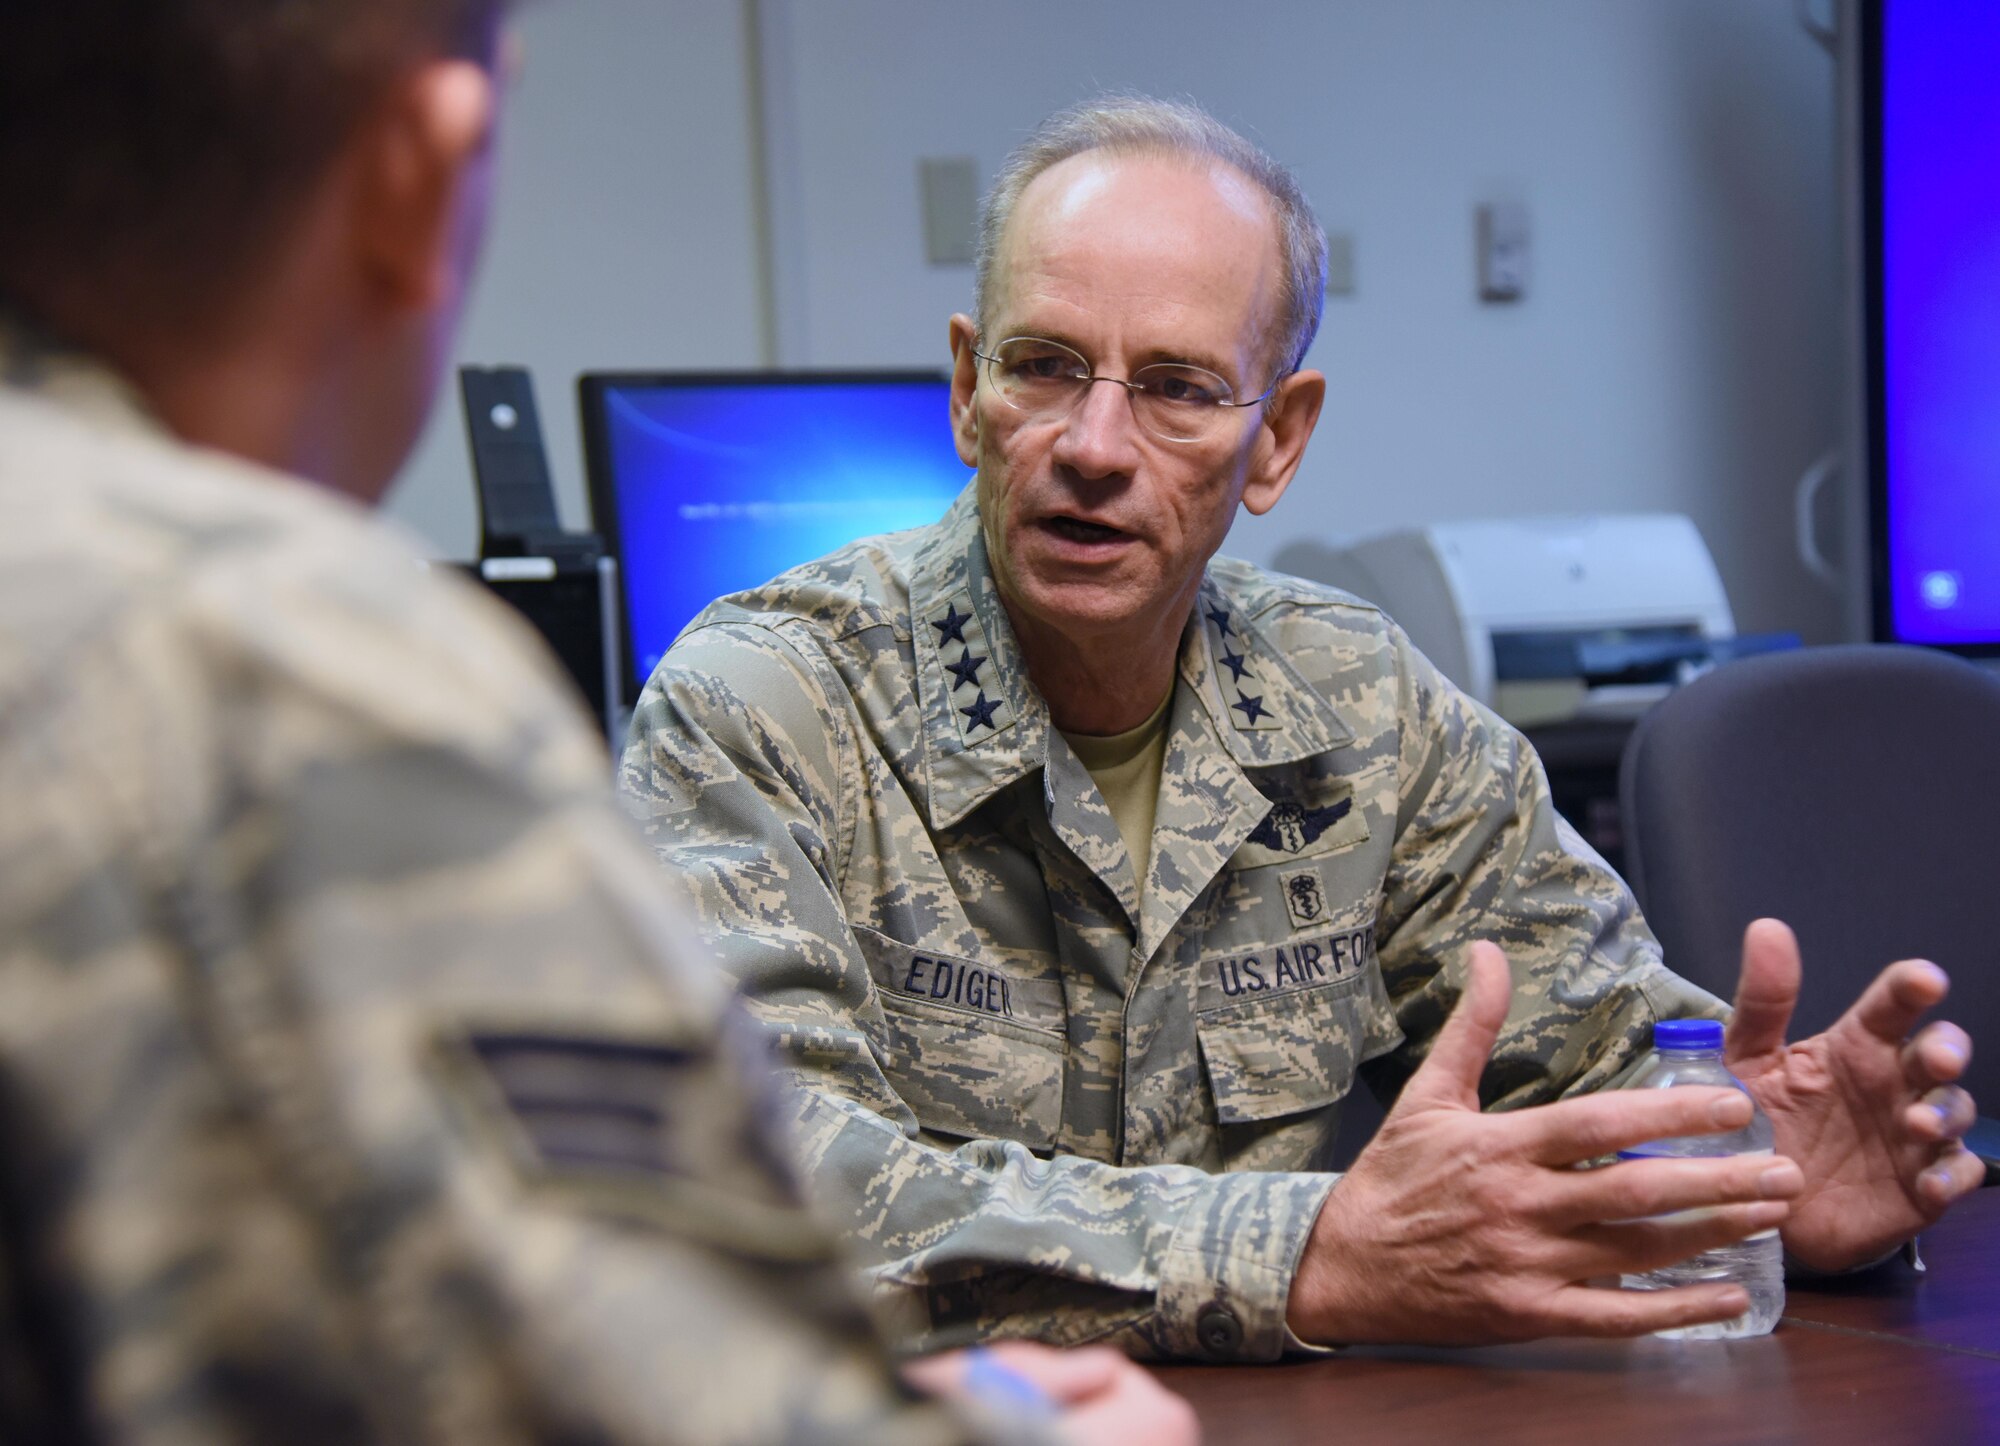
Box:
[621,96,1980,1362]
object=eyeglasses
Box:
[971,335,1279,444]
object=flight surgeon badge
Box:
[1249,797,1351,855]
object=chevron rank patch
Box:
[450,1028,696,1179]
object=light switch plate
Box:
[1326,231,1356,296]
[1478,202,1530,302]
[920,156,978,266]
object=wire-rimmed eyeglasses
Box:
[971,335,1279,444]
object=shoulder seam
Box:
[1241,588,1391,624]
[765,617,861,891]
[1206,558,1390,622]
[679,606,905,651]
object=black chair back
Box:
[1620,644,2000,1112]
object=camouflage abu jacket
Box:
[0,320,1042,1446]
[621,486,1723,1364]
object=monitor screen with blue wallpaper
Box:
[1872,2,2000,649]
[581,371,968,701]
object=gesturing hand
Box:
[1726,918,1982,1272]
[1286,941,1803,1346]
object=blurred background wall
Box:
[390,0,1846,643]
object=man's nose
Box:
[1051,376,1144,477]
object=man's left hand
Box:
[1725,917,1984,1272]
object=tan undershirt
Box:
[1059,690,1174,904]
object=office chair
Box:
[1620,644,2000,1182]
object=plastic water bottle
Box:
[1617,1018,1784,1339]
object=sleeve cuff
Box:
[1150,1169,1336,1362]
[1280,1323,1340,1357]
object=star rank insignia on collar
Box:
[945,649,986,690]
[959,691,1002,732]
[1205,597,1278,731]
[928,591,1014,745]
[932,603,971,647]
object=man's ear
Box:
[1241,368,1326,516]
[350,59,497,313]
[948,312,982,468]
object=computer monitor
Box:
[1862,0,2000,653]
[580,370,969,703]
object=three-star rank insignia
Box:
[1206,602,1279,731]
[928,592,1013,744]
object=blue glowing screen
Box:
[589,375,969,688]
[1881,3,2000,643]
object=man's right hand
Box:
[1285,941,1805,1346]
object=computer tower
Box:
[458,365,623,744]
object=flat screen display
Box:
[1872,1,2000,647]
[581,372,968,701]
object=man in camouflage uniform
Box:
[0,5,1198,1442]
[622,97,1982,1360]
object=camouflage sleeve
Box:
[622,621,1334,1364]
[0,535,1037,1445]
[1365,624,1727,1109]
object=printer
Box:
[1301,515,1781,728]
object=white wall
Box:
[386,0,764,555]
[760,0,1845,641]
[390,0,1849,642]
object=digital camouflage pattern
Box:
[0,317,1046,1446]
[621,487,1727,1363]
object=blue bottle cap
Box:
[1654,1018,1725,1050]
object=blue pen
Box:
[959,1347,1060,1419]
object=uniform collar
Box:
[909,488,1049,829]
[1179,572,1355,768]
[0,305,171,441]
[910,488,1355,832]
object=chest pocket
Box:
[1231,782,1371,872]
[875,997,1063,1148]
[855,925,1065,1149]
[1195,969,1402,1124]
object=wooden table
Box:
[1153,1189,2000,1445]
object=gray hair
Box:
[973,95,1329,381]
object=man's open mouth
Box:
[1044,516,1127,544]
